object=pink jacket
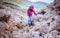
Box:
[27,5,37,16]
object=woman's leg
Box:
[28,16,34,26]
[28,16,32,26]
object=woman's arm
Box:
[33,10,37,16]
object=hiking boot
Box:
[28,21,34,26]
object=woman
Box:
[27,5,37,26]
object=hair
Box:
[29,5,34,9]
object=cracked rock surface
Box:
[0,0,60,38]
